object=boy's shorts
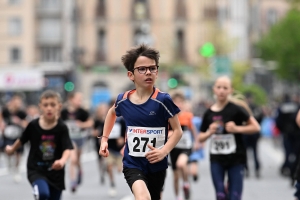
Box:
[123,168,166,200]
[72,138,85,149]
[170,148,192,170]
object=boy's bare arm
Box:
[162,114,183,154]
[5,139,22,155]
[99,106,117,157]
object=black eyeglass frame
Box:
[131,65,159,74]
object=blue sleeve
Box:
[115,93,124,117]
[162,93,180,120]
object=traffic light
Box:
[64,81,75,92]
[199,42,215,58]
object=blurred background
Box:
[0,0,299,108]
[1,0,300,199]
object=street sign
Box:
[211,56,232,78]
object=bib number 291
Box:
[213,141,230,151]
[133,137,156,152]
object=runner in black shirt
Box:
[198,76,260,200]
[293,109,300,200]
[5,90,73,200]
[92,103,109,184]
[60,92,93,192]
[2,94,28,182]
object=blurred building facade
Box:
[0,0,292,106]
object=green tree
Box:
[256,8,300,82]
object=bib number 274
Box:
[133,137,156,152]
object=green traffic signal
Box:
[64,82,75,92]
[200,42,215,57]
[167,78,178,88]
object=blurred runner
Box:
[243,93,264,178]
[188,116,204,182]
[198,76,260,200]
[169,92,198,200]
[61,92,93,192]
[99,99,126,197]
[92,103,109,185]
[2,94,28,182]
[294,109,300,200]
[275,94,300,184]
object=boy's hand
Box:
[5,145,14,155]
[145,144,167,164]
[51,160,65,170]
[99,141,109,157]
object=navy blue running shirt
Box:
[115,88,180,174]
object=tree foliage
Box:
[256,8,300,82]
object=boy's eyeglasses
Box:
[132,65,159,74]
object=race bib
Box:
[175,130,192,149]
[210,134,236,155]
[3,125,22,139]
[109,123,121,139]
[127,126,165,157]
[65,120,82,139]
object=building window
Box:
[267,9,278,27]
[133,24,153,46]
[175,0,186,20]
[175,29,186,61]
[38,19,61,43]
[96,0,106,19]
[132,0,149,20]
[10,47,21,63]
[96,29,107,61]
[203,7,217,20]
[250,5,260,32]
[39,0,59,7]
[218,7,228,27]
[8,17,22,36]
[40,46,62,62]
[8,0,21,5]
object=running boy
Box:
[198,76,260,200]
[5,90,73,200]
[169,92,198,200]
[99,44,183,200]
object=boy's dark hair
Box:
[121,44,160,71]
[39,90,62,103]
[171,92,185,101]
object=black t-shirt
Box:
[19,118,73,190]
[275,102,299,134]
[60,107,90,139]
[2,107,27,140]
[97,117,126,152]
[200,102,250,166]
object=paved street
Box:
[0,137,295,200]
